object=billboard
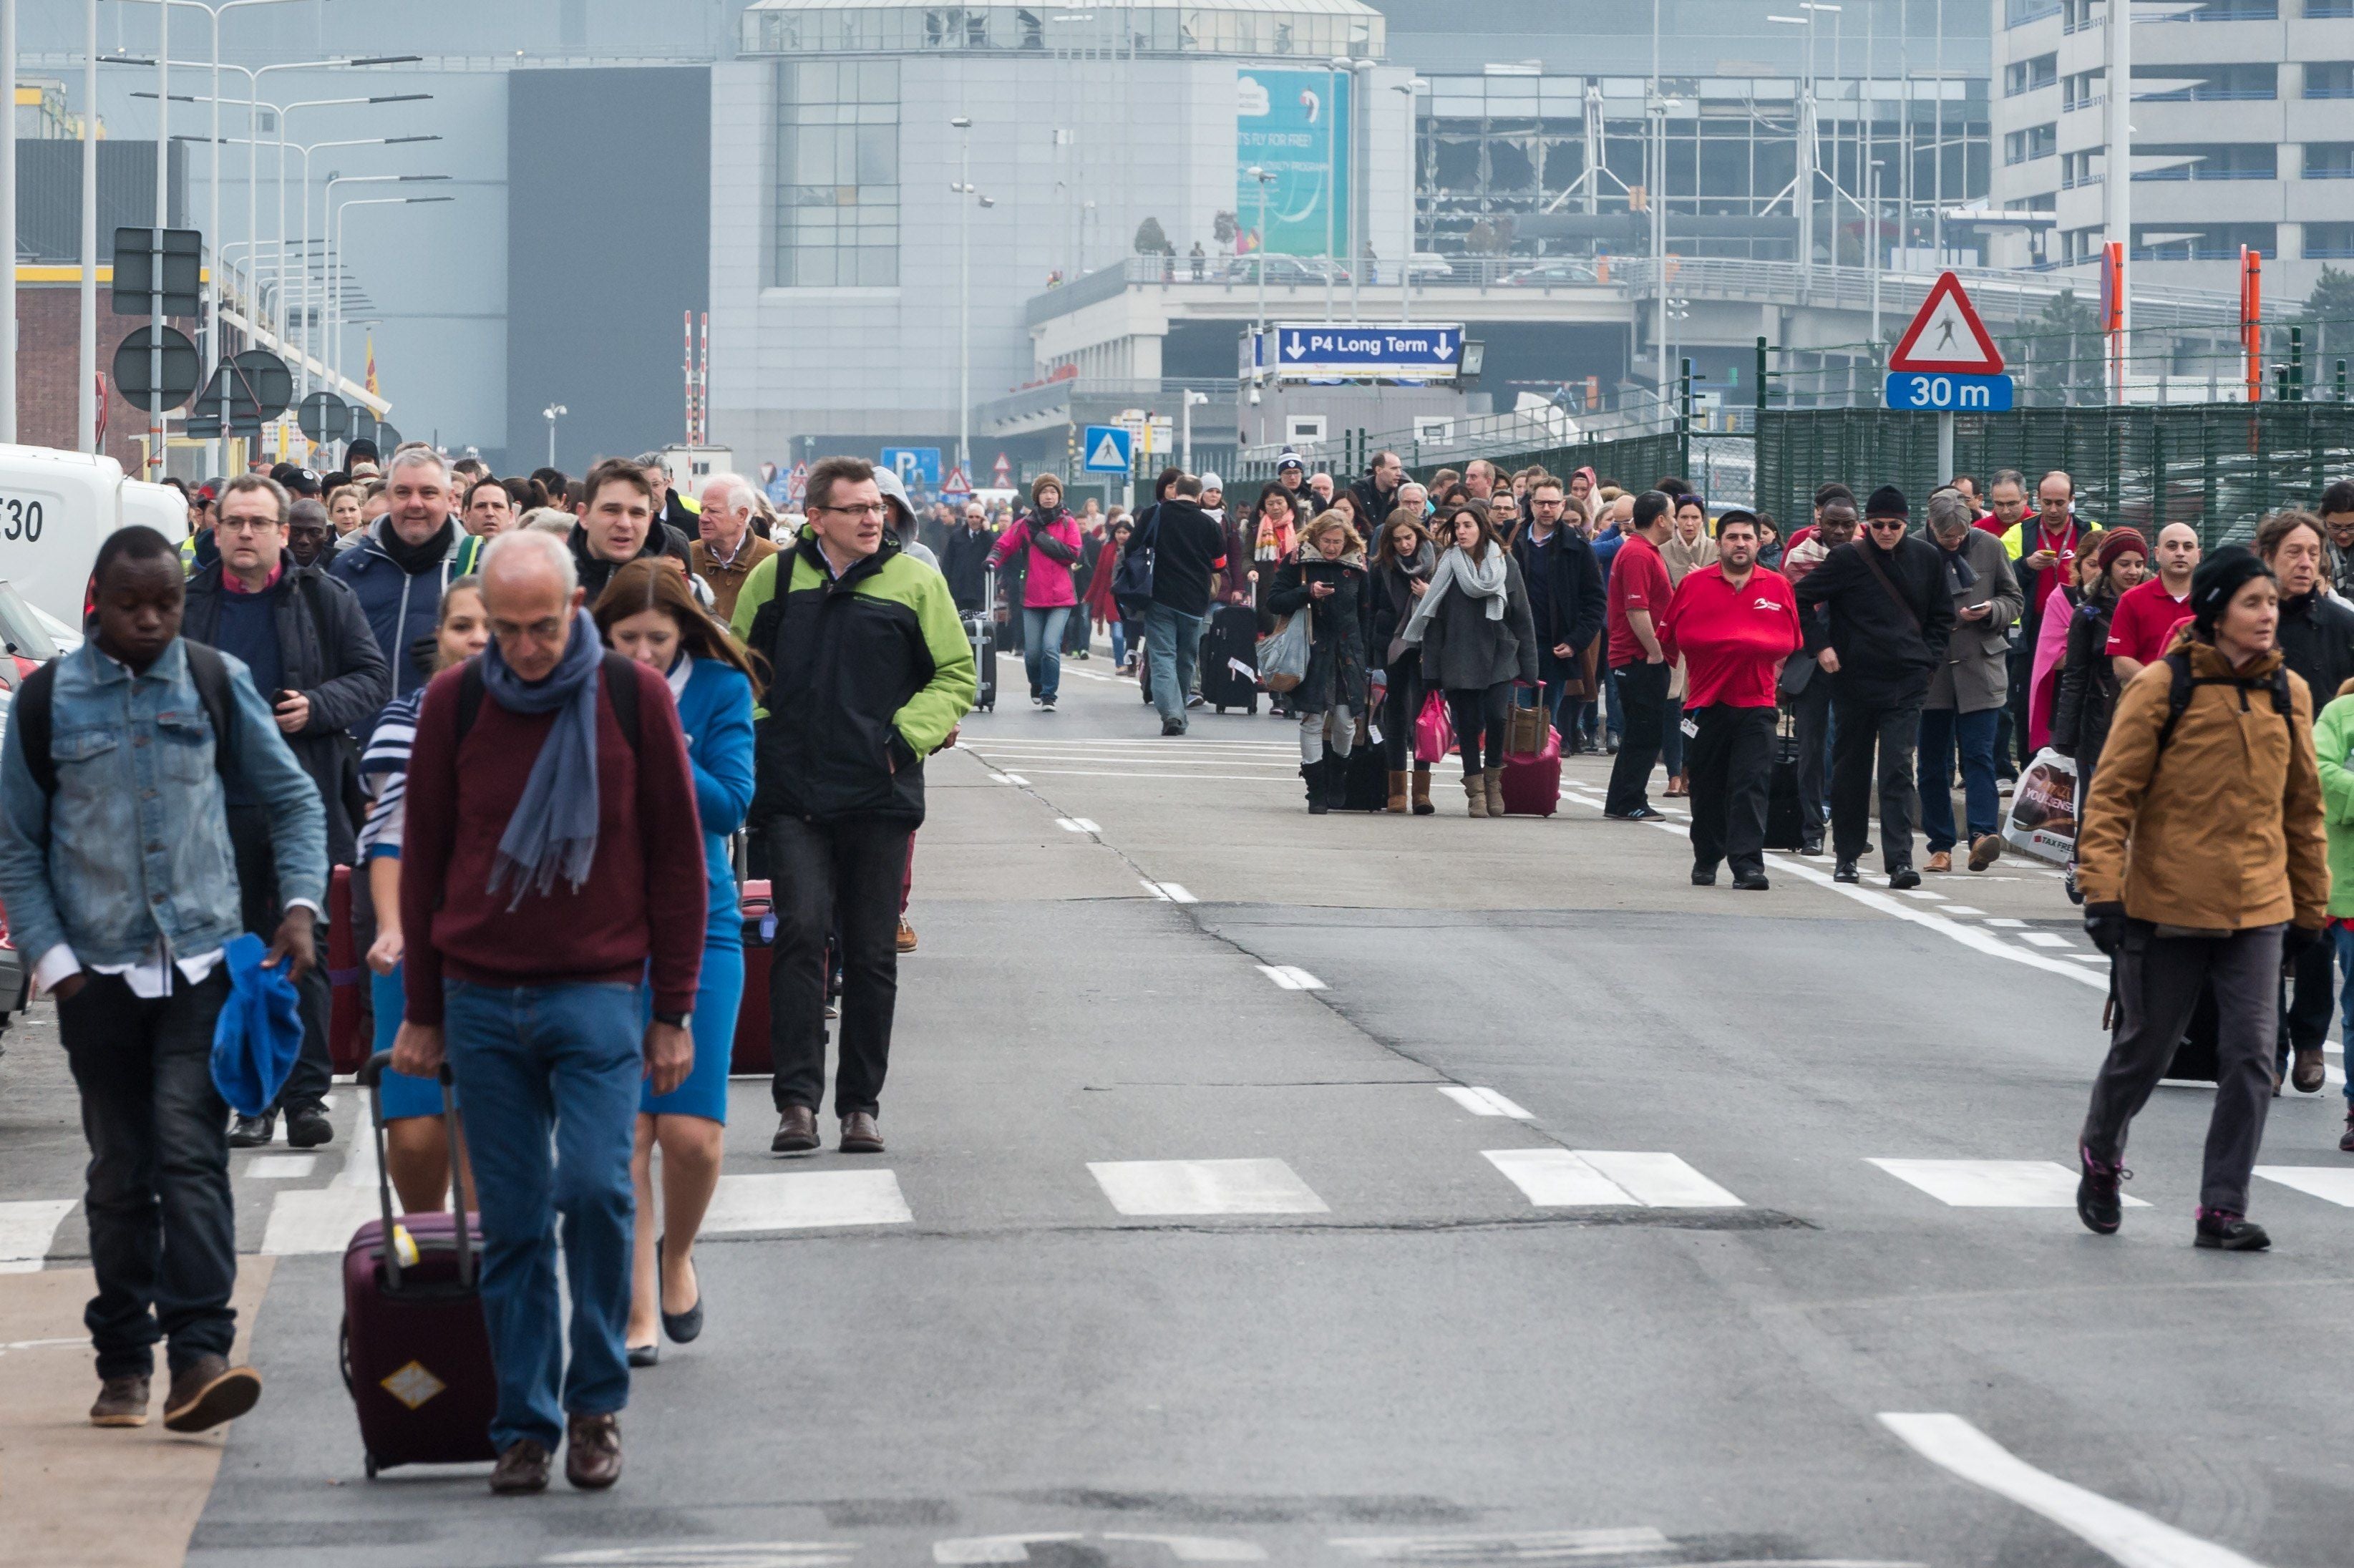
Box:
[1236,69,1350,260]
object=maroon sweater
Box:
[401,658,706,1026]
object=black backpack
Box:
[2153,646,2294,757]
[15,641,240,797]
[451,651,643,751]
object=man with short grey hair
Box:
[1920,487,2022,875]
[330,444,470,729]
[690,472,779,621]
[636,451,701,547]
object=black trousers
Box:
[1605,661,1670,814]
[58,969,238,1380]
[1688,704,1777,877]
[765,814,909,1118]
[1446,681,1512,774]
[2279,933,2338,1066]
[228,804,332,1114]
[1380,658,1425,771]
[1829,694,1922,870]
[1789,668,1833,839]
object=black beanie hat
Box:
[2189,542,2273,636]
[1863,484,1909,520]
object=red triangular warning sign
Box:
[1888,271,2005,374]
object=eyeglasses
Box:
[813,502,888,520]
[1867,518,1909,531]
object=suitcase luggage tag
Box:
[1680,716,1700,739]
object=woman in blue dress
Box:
[359,575,488,1212]
[593,558,757,1365]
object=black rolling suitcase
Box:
[968,570,999,712]
[1341,717,1389,811]
[1199,603,1260,714]
[1764,712,1806,850]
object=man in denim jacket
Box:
[0,527,326,1433]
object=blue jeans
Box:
[444,978,643,1454]
[1021,605,1071,701]
[1143,603,1203,726]
[1110,618,1129,666]
[1918,706,2001,854]
[1603,663,1624,742]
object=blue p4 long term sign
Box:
[1273,323,1466,379]
[1883,371,2015,413]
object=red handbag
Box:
[1413,690,1454,764]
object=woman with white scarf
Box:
[1393,500,1540,817]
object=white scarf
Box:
[1394,543,1509,658]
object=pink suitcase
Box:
[341,1053,497,1476]
[1499,693,1562,817]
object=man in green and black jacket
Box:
[731,455,975,1158]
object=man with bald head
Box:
[2106,520,2203,685]
[391,527,706,1496]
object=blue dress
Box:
[641,656,757,1123]
[357,690,448,1122]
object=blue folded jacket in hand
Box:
[210,932,306,1117]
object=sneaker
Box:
[1185,693,1204,708]
[227,1111,276,1149]
[2194,1208,2270,1251]
[89,1373,150,1427]
[285,1105,333,1149]
[1968,833,2005,872]
[1041,696,1057,711]
[895,919,917,954]
[1604,805,1663,822]
[2075,1144,2127,1235]
[1160,717,1186,736]
[162,1354,261,1433]
[1889,867,1922,891]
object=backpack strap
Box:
[2154,647,2298,757]
[182,642,238,784]
[19,644,238,796]
[452,652,640,752]
[15,658,57,796]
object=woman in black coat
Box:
[1368,507,1439,814]
[1265,509,1371,814]
[1397,500,1540,818]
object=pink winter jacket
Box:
[989,508,1084,608]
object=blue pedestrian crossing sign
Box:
[1082,424,1133,473]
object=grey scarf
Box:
[1391,543,1508,663]
[482,608,604,910]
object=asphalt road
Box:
[6,646,2352,1568]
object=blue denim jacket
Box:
[0,638,327,970]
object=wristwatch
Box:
[653,1011,691,1029]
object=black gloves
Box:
[2083,902,2130,957]
[2284,924,2327,964]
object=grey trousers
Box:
[2082,921,2285,1215]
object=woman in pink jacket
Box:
[989,472,1085,709]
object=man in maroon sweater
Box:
[391,528,704,1496]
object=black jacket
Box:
[180,561,391,864]
[1794,534,1957,705]
[1129,497,1225,615]
[1349,474,1403,535]
[2052,589,2123,772]
[1265,551,1371,716]
[2275,589,2354,706]
[1510,525,1608,655]
[1420,554,1540,693]
[570,520,693,605]
[941,523,998,612]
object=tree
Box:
[1133,217,1172,255]
[1212,210,1238,247]
[2302,263,2354,323]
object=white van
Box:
[0,444,189,626]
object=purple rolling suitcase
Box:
[341,1051,497,1476]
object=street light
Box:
[1326,54,1348,322]
[543,404,567,467]
[1348,58,1374,323]
[952,115,974,479]
[1182,387,1208,472]
[1246,164,1276,344]
[328,193,452,383]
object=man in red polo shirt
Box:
[1663,509,1801,890]
[1603,490,1676,819]
[2106,520,2203,683]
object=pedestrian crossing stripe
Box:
[1484,1149,1743,1208]
[1869,1158,2151,1208]
[1089,1158,1329,1216]
[701,1171,913,1232]
[2255,1167,2354,1206]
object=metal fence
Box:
[1754,404,2354,545]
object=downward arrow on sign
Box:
[1284,333,1305,359]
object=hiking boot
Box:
[285,1105,333,1149]
[2076,1145,2128,1235]
[162,1355,261,1433]
[89,1373,150,1427]
[490,1438,552,1494]
[1924,851,1952,874]
[227,1111,276,1149]
[2194,1208,2270,1251]
[565,1413,623,1489]
[1968,833,2005,871]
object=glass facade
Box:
[743,4,1381,60]
[774,59,902,287]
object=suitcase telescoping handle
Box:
[357,1051,473,1292]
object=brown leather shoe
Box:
[565,1412,623,1490]
[162,1355,261,1433]
[1968,832,2005,872]
[2292,1046,2328,1094]
[770,1105,819,1154]
[895,919,918,953]
[839,1111,885,1154]
[490,1438,552,1494]
[1925,851,1952,873]
[90,1373,150,1427]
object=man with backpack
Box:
[390,526,707,1493]
[181,474,389,1150]
[0,526,326,1435]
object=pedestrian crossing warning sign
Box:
[1082,424,1134,473]
[1888,272,2005,375]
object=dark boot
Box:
[1323,753,1350,809]
[1303,763,1328,814]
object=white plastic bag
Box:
[2001,746,2079,866]
[1256,609,1312,693]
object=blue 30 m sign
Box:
[1883,371,2015,414]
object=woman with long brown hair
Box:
[590,560,758,1367]
[1393,500,1539,817]
[1369,507,1439,812]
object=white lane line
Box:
[0,1199,78,1272]
[2018,932,2074,948]
[1869,1158,2151,1209]
[1879,1411,2268,1568]
[1437,1085,1535,1119]
[973,739,1300,751]
[701,1171,913,1232]
[1898,888,1947,901]
[1138,880,1197,903]
[1018,769,1295,782]
[548,1544,857,1565]
[243,1154,319,1179]
[1330,1528,1673,1561]
[1255,964,1326,991]
[1089,1158,1330,1216]
[261,1185,384,1255]
[935,1534,1087,1564]
[999,773,1030,785]
[1101,1534,1268,1562]
[1940,905,1988,916]
[1054,817,1101,833]
[1575,1149,1746,1207]
[1483,1149,1743,1209]
[2253,1166,2354,1206]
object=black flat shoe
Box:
[656,1238,702,1345]
[1732,870,1770,891]
[1834,860,1860,883]
[1691,867,1717,886]
[626,1341,659,1368]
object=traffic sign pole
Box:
[1938,411,1954,489]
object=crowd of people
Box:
[9,425,2354,1493]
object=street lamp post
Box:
[952,115,971,481]
[1,0,18,444]
[1348,57,1373,323]
[76,0,94,451]
[1247,164,1275,340]
[1394,78,1427,324]
[329,193,449,383]
[543,403,565,467]
[1182,387,1207,472]
[1326,54,1346,322]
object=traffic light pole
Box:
[149,2,166,477]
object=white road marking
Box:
[2019,932,2075,948]
[243,1154,319,1179]
[0,1199,78,1272]
[1101,1534,1268,1562]
[1010,769,1300,782]
[2071,953,2109,963]
[261,1185,384,1255]
[700,1172,913,1232]
[1483,1149,1743,1209]
[1255,964,1326,990]
[341,1124,383,1188]
[1869,1158,2150,1209]
[545,1546,857,1566]
[1575,1149,1746,1207]
[1054,817,1100,833]
[934,1537,1085,1565]
[1089,1158,1330,1216]
[1879,1411,2268,1568]
[1437,1085,1535,1119]
[1983,917,2027,928]
[1139,880,1197,903]
[1898,888,1946,901]
[1330,1526,1673,1560]
[2253,1166,2354,1206]
[1000,773,1029,786]
[1940,905,1988,916]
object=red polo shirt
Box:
[2104,575,2193,665]
[1607,531,1673,668]
[1661,563,1802,709]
